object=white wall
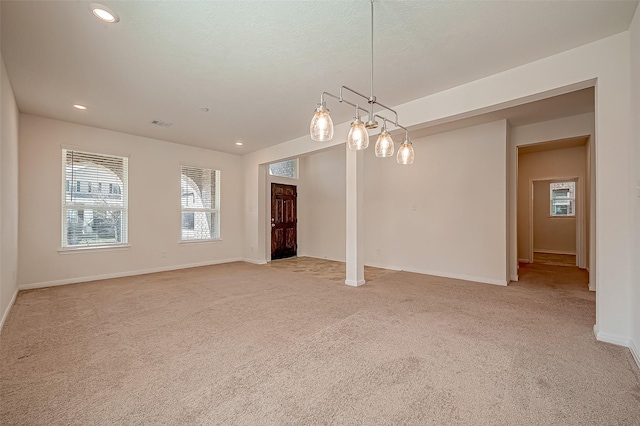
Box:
[0,54,19,329]
[518,145,587,260]
[297,145,345,261]
[293,120,508,285]
[629,4,640,366]
[18,114,243,288]
[510,113,594,146]
[364,120,509,285]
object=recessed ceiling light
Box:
[73,104,88,110]
[90,4,120,23]
[235,142,244,146]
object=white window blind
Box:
[62,149,128,247]
[181,165,220,241]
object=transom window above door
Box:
[269,159,298,179]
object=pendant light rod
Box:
[370,0,374,101]
[367,0,377,129]
[339,85,399,124]
[318,86,405,139]
[373,114,408,135]
[321,91,369,116]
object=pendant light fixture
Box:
[310,104,333,142]
[309,0,414,165]
[397,136,415,165]
[374,121,394,157]
[347,107,369,150]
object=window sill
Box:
[58,244,131,254]
[548,216,576,219]
[179,239,222,245]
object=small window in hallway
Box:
[550,181,575,217]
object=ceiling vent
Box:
[150,120,173,128]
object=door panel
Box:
[271,183,297,260]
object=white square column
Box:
[345,145,365,286]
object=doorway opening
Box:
[516,136,592,290]
[530,178,581,266]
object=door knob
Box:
[271,224,276,228]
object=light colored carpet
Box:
[1,261,638,425]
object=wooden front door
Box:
[271,183,297,260]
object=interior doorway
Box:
[271,183,297,260]
[515,136,592,289]
[530,178,581,267]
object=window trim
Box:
[61,148,129,249]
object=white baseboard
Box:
[345,279,365,287]
[510,274,519,282]
[365,261,507,286]
[594,326,631,347]
[595,328,640,371]
[0,287,19,333]
[299,254,346,264]
[533,249,576,255]
[630,340,640,370]
[518,258,530,263]
[242,258,267,265]
[18,258,244,290]
[588,282,595,291]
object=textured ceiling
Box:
[1,1,637,154]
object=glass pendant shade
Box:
[310,106,334,141]
[397,138,414,165]
[374,129,394,157]
[347,118,369,150]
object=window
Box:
[269,159,297,179]
[550,181,575,217]
[181,165,220,241]
[62,149,128,247]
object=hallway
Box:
[517,261,590,293]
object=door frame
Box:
[528,176,585,268]
[270,182,297,260]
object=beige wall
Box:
[0,54,19,328]
[18,114,244,288]
[297,145,345,261]
[294,121,508,285]
[517,145,586,262]
[364,120,509,284]
[532,180,576,254]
